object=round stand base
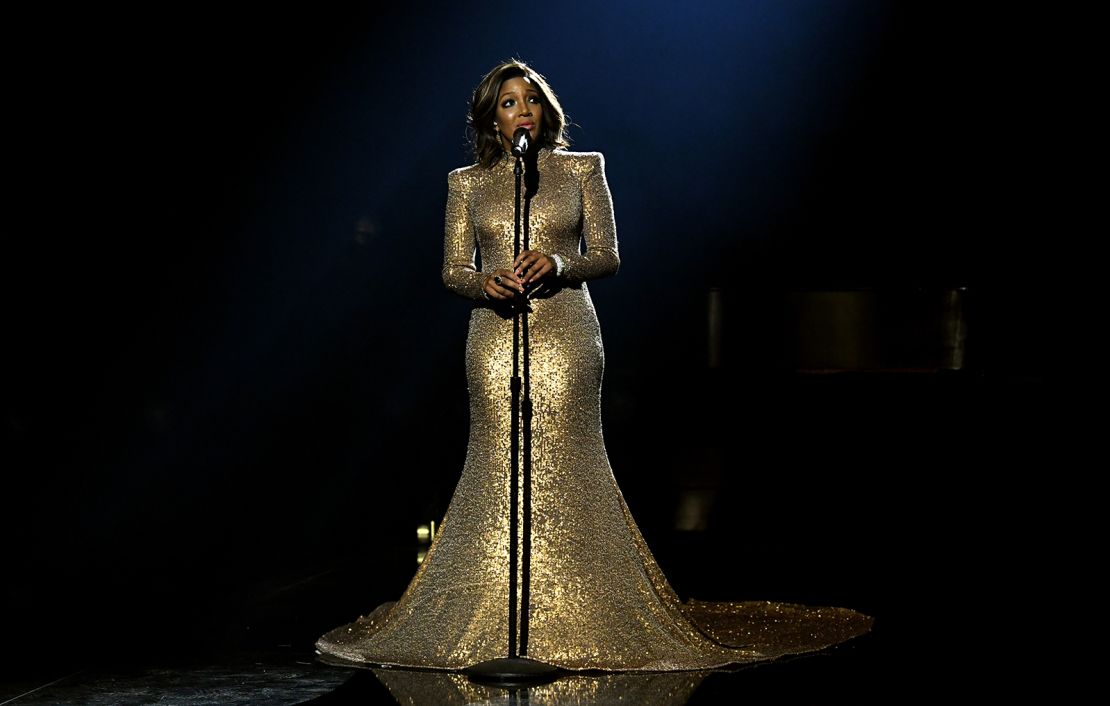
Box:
[465,657,560,687]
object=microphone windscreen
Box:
[511,127,530,157]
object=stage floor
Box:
[0,536,957,705]
[3,643,880,705]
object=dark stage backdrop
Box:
[5,2,1060,677]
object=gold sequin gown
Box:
[316,149,871,671]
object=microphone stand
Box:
[467,146,558,686]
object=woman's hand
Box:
[482,268,525,301]
[513,250,555,287]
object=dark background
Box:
[5,1,1061,690]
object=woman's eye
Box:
[528,95,541,103]
[501,99,514,108]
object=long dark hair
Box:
[469,59,570,168]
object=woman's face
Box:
[494,76,543,150]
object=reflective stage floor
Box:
[2,644,878,705]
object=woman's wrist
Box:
[550,253,565,278]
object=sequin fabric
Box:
[315,149,871,671]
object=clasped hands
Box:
[482,250,555,301]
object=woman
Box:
[316,60,870,671]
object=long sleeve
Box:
[557,152,620,283]
[441,169,487,300]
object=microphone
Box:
[511,127,530,157]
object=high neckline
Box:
[497,146,551,168]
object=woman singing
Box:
[315,59,870,672]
